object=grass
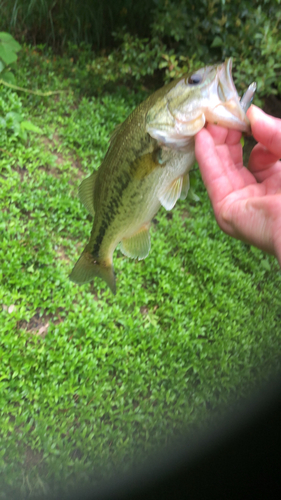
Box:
[0,46,281,497]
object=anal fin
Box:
[120,225,151,260]
[159,177,183,211]
[79,172,97,217]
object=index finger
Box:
[247,105,281,158]
[195,127,234,206]
[205,124,242,146]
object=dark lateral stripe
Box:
[91,171,132,255]
[90,132,156,256]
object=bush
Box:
[0,1,280,100]
[151,0,281,97]
[0,0,153,49]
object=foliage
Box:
[87,1,280,103]
[90,34,163,83]
[0,31,21,84]
[151,0,281,97]
[0,82,43,144]
[0,0,152,48]
[0,1,280,103]
[0,46,281,497]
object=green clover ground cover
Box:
[0,47,281,497]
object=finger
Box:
[216,144,242,172]
[227,143,243,168]
[218,190,281,258]
[224,129,242,146]
[205,123,228,145]
[247,105,281,158]
[205,124,242,146]
[216,144,256,189]
[195,128,236,205]
[248,142,280,174]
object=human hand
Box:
[195,105,281,266]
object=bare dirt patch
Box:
[40,133,85,182]
[24,446,44,470]
[18,308,64,338]
[55,244,71,263]
[180,209,190,221]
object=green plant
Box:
[0,89,43,144]
[0,31,21,84]
[63,1,279,103]
[0,35,63,145]
[151,0,281,97]
[0,0,153,49]
[1,1,281,101]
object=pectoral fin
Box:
[180,172,190,200]
[69,250,116,294]
[120,225,151,260]
[159,176,183,211]
[78,172,97,217]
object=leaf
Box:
[0,32,21,52]
[21,121,43,134]
[260,258,271,271]
[211,36,223,48]
[0,70,16,84]
[0,46,18,65]
[19,129,28,142]
[0,60,4,73]
[5,111,22,123]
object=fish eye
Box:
[188,74,202,85]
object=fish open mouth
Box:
[215,58,256,132]
[145,58,256,150]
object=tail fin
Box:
[69,251,116,295]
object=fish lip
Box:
[216,58,256,133]
[225,58,235,93]
[220,58,238,98]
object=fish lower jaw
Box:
[205,103,251,133]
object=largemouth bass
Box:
[70,58,256,294]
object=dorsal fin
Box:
[78,171,97,217]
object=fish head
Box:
[146,58,256,151]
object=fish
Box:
[69,58,256,294]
